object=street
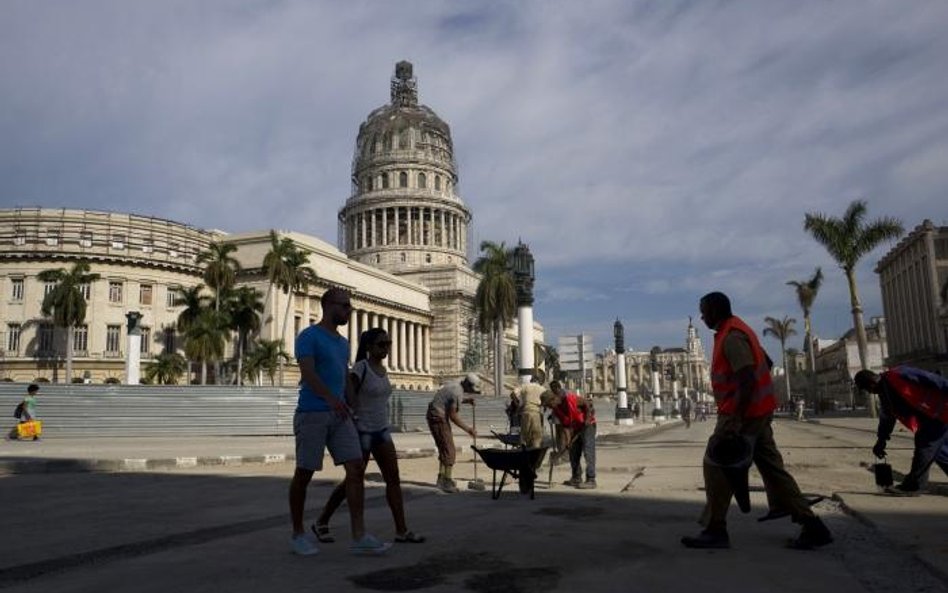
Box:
[2,417,946,592]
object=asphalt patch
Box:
[465,567,560,593]
[349,551,507,591]
[534,506,605,520]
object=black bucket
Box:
[873,462,893,487]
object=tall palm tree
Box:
[143,352,187,385]
[804,200,903,416]
[197,241,241,312]
[244,339,290,386]
[472,241,517,396]
[175,285,210,384]
[184,309,230,385]
[227,286,264,386]
[787,267,824,406]
[261,230,294,336]
[38,261,101,383]
[763,316,797,404]
[277,246,317,385]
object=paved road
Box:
[2,417,945,592]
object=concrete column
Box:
[382,208,388,246]
[408,322,416,372]
[424,325,431,372]
[652,370,663,418]
[407,208,413,246]
[125,313,142,385]
[370,209,376,247]
[360,310,369,343]
[439,209,446,247]
[398,319,406,371]
[517,305,534,385]
[348,309,357,364]
[394,207,400,246]
[616,352,631,425]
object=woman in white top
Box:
[312,328,425,544]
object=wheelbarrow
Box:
[490,429,522,448]
[471,445,549,500]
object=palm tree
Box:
[175,285,210,384]
[184,309,230,385]
[804,200,903,416]
[197,241,241,312]
[472,241,517,396]
[763,316,797,404]
[787,267,824,407]
[244,339,290,386]
[261,230,294,335]
[226,286,264,385]
[38,261,101,383]
[276,246,317,385]
[143,352,188,385]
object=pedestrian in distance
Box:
[288,287,391,557]
[426,373,480,493]
[545,381,597,489]
[854,367,948,496]
[7,383,41,441]
[312,328,425,544]
[681,292,832,550]
[681,396,693,429]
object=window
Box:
[79,231,93,247]
[11,278,24,301]
[163,328,176,353]
[45,230,59,246]
[6,324,21,353]
[38,324,54,353]
[400,252,406,262]
[106,325,121,353]
[399,171,408,188]
[109,281,123,303]
[73,325,88,353]
[44,282,57,297]
[381,173,389,189]
[166,287,180,307]
[294,316,301,337]
[425,253,432,264]
[434,176,441,191]
[111,234,125,249]
[13,231,26,246]
[79,283,91,300]
[140,284,153,305]
[142,238,153,253]
[140,327,151,355]
[418,173,426,189]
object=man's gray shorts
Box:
[294,411,362,471]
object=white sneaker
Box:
[291,534,320,556]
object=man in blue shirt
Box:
[288,287,390,556]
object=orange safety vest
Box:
[711,316,776,418]
[884,366,948,425]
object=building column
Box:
[347,309,357,364]
[423,325,431,373]
[360,310,369,345]
[406,322,415,372]
[382,208,388,246]
[397,319,406,371]
[439,209,446,247]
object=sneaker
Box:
[290,534,320,556]
[787,518,833,550]
[350,534,392,556]
[577,479,597,490]
[681,529,730,549]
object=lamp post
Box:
[614,319,633,425]
[512,241,536,385]
[650,347,664,419]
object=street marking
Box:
[176,457,198,468]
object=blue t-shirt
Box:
[295,325,350,413]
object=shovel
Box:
[467,401,486,491]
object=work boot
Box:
[681,529,730,549]
[563,476,582,487]
[438,477,459,493]
[787,517,833,550]
[577,479,597,490]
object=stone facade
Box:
[813,317,888,409]
[875,219,948,376]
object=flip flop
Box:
[311,523,335,543]
[394,530,426,543]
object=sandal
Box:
[311,523,335,543]
[394,530,426,544]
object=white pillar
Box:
[616,352,632,425]
[382,208,388,246]
[348,309,357,364]
[125,334,141,385]
[398,319,406,371]
[517,305,534,385]
[652,370,663,418]
[423,325,431,373]
[440,210,446,247]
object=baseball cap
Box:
[463,373,482,393]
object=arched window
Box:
[381,173,390,189]
[418,173,427,189]
[399,171,408,188]
[400,252,406,262]
[434,176,441,191]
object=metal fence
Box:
[0,383,515,438]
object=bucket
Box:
[873,461,893,488]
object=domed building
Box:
[339,61,487,380]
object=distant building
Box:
[813,317,888,409]
[875,219,948,376]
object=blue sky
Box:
[2,1,947,362]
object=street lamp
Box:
[614,319,632,424]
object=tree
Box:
[143,352,187,385]
[271,245,317,385]
[226,286,264,386]
[804,200,903,416]
[763,316,797,404]
[184,309,229,385]
[38,261,101,383]
[472,241,517,396]
[787,267,824,407]
[244,339,290,386]
[261,230,294,334]
[174,285,210,384]
[196,242,241,313]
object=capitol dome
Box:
[339,61,472,271]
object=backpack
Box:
[13,402,24,419]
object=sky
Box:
[3,0,948,362]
